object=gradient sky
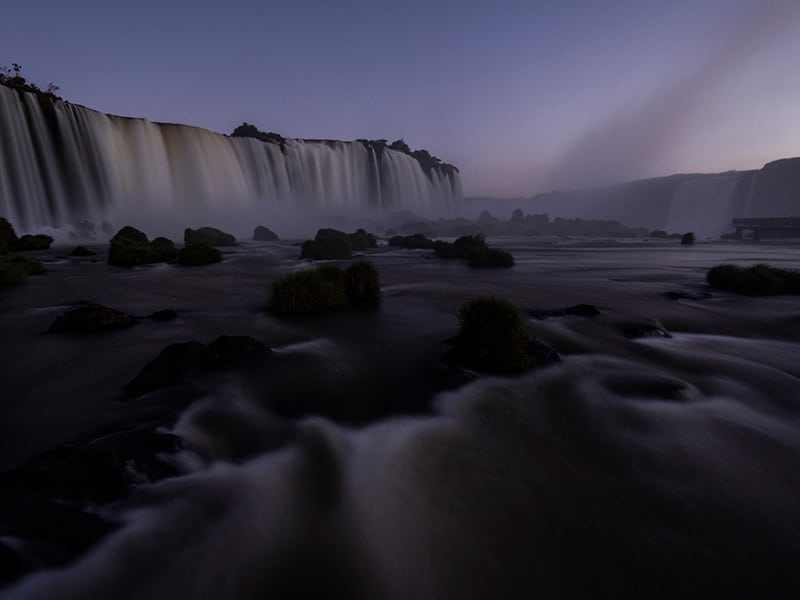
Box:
[3,0,799,196]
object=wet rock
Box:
[125,336,270,396]
[176,243,222,265]
[13,234,54,251]
[109,226,176,266]
[662,290,712,301]
[48,303,138,333]
[0,217,18,250]
[528,339,561,367]
[146,309,177,321]
[184,226,236,247]
[619,319,672,339]
[253,225,279,241]
[527,304,601,319]
[70,245,96,257]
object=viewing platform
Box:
[731,217,800,239]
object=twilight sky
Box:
[3,0,799,197]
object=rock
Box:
[146,309,177,321]
[299,229,352,260]
[0,217,19,250]
[681,232,696,245]
[618,319,672,339]
[125,336,270,396]
[253,225,279,241]
[662,290,712,301]
[70,246,96,257]
[109,226,176,266]
[0,257,27,285]
[184,227,236,247]
[176,243,222,266]
[13,234,54,251]
[527,304,600,319]
[528,338,561,367]
[8,255,44,276]
[48,303,138,333]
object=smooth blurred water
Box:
[2,238,800,598]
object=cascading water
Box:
[663,172,742,237]
[0,84,462,231]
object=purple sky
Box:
[3,0,799,196]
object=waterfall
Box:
[0,85,462,231]
[663,172,742,237]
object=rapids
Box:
[1,237,799,598]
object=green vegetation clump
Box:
[269,261,380,315]
[388,233,435,249]
[0,258,27,285]
[681,232,696,245]
[269,266,349,315]
[184,227,236,247]
[13,234,54,251]
[109,226,176,266]
[344,261,380,304]
[453,296,534,374]
[9,255,44,275]
[706,264,800,295]
[177,243,223,266]
[300,229,353,260]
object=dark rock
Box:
[527,304,600,319]
[0,258,27,285]
[13,234,54,251]
[177,243,222,266]
[146,309,177,321]
[388,233,435,249]
[619,320,672,339]
[253,225,279,241]
[70,245,96,257]
[662,290,712,301]
[48,303,138,333]
[125,336,270,396]
[184,226,236,247]
[680,232,696,245]
[0,217,18,250]
[300,229,352,260]
[528,339,561,367]
[109,226,176,266]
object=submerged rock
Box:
[527,304,601,319]
[48,303,138,333]
[70,245,96,257]
[125,335,270,396]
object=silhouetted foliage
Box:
[681,232,696,245]
[230,123,285,147]
[706,264,800,295]
[467,247,514,268]
[269,267,349,315]
[13,234,54,251]
[0,64,61,100]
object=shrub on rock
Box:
[177,243,222,266]
[184,227,236,247]
[253,225,279,241]
[269,266,349,315]
[453,296,537,374]
[348,228,378,251]
[13,234,54,251]
[706,263,800,295]
[433,234,487,259]
[681,232,696,245]
[344,261,380,304]
[150,237,177,262]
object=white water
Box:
[663,172,742,237]
[0,85,461,230]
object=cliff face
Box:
[0,84,462,229]
[521,158,800,236]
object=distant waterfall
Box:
[0,85,462,230]
[663,172,742,237]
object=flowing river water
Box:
[1,236,799,598]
